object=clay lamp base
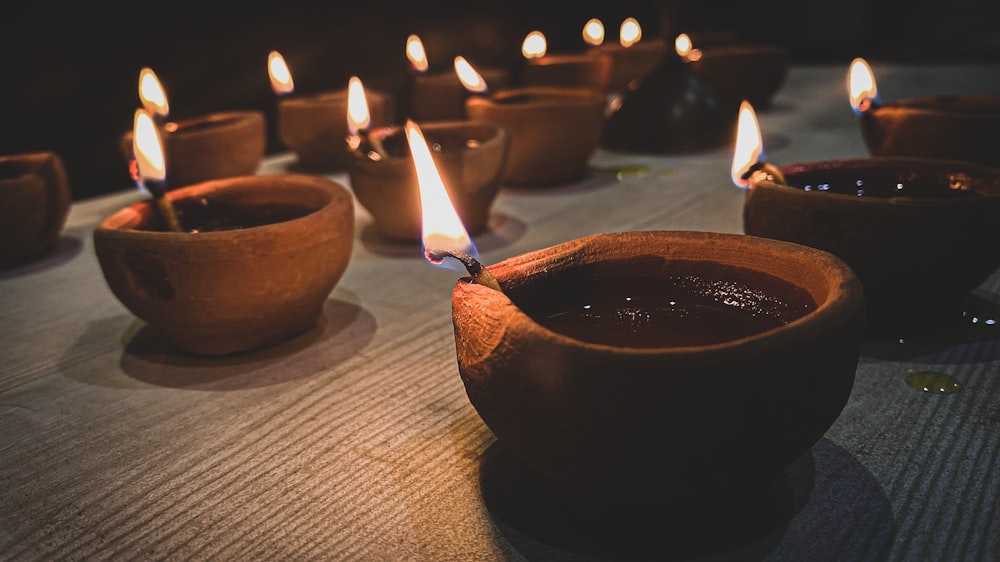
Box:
[450,230,864,505]
[743,157,1000,338]
[410,68,510,122]
[93,175,355,356]
[278,89,395,172]
[348,121,509,241]
[465,87,605,185]
[601,57,738,153]
[522,53,613,92]
[859,94,1000,168]
[121,111,266,189]
[0,151,72,268]
[686,44,788,110]
[589,39,668,94]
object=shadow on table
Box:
[0,235,83,279]
[359,211,527,259]
[480,437,895,561]
[114,296,376,391]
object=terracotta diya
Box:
[447,230,864,505]
[405,35,510,122]
[676,33,788,110]
[0,151,72,268]
[348,120,509,241]
[848,58,1000,168]
[520,30,612,92]
[735,101,1000,337]
[93,174,355,356]
[584,18,667,94]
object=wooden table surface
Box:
[2,63,999,561]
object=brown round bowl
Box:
[93,174,355,356]
[450,230,864,505]
[121,111,266,189]
[465,87,605,185]
[744,157,1000,336]
[590,39,668,93]
[687,44,788,109]
[522,53,612,92]
[278,89,395,171]
[0,151,72,268]
[860,94,1000,168]
[348,121,509,241]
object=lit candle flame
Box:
[674,33,702,62]
[848,57,879,114]
[583,18,605,47]
[522,30,547,59]
[346,76,372,137]
[454,56,488,94]
[619,18,641,47]
[132,109,166,193]
[138,67,169,119]
[267,50,294,96]
[406,34,429,74]
[731,101,764,189]
[407,119,477,270]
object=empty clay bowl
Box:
[277,88,395,171]
[743,157,1000,337]
[859,94,1000,168]
[121,110,266,189]
[450,230,864,505]
[465,87,605,185]
[687,44,788,109]
[410,68,510,122]
[0,151,72,268]
[522,53,612,92]
[94,174,354,356]
[348,120,509,241]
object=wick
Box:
[859,97,881,113]
[741,161,787,186]
[154,195,184,232]
[350,129,390,160]
[425,248,503,292]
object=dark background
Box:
[2,0,998,201]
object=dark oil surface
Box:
[141,199,312,232]
[785,167,985,198]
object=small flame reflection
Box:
[407,119,477,270]
[583,18,605,47]
[406,34,429,74]
[731,101,764,189]
[268,51,294,96]
[138,67,169,118]
[454,56,488,94]
[346,76,371,137]
[522,31,547,59]
[620,18,641,47]
[848,57,879,114]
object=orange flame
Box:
[268,50,294,96]
[674,33,702,62]
[454,56,488,94]
[406,34,429,73]
[138,67,169,119]
[583,18,605,46]
[346,76,371,137]
[522,31,547,59]
[731,101,764,189]
[407,119,476,265]
[619,18,641,47]
[132,109,166,185]
[848,57,879,114]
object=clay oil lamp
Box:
[94,109,355,356]
[848,58,1000,168]
[676,33,788,110]
[520,30,612,92]
[269,51,394,171]
[0,151,72,268]
[120,67,266,189]
[406,34,511,122]
[459,57,605,185]
[346,76,509,241]
[412,120,864,504]
[584,17,667,95]
[733,100,1000,338]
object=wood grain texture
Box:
[2,64,999,561]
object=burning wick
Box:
[424,248,502,291]
[848,57,881,115]
[132,109,183,232]
[740,161,787,185]
[731,100,786,189]
[346,76,389,160]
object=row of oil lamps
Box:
[2,17,998,512]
